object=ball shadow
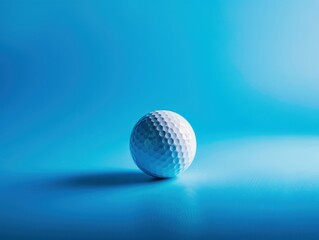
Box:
[51,170,169,190]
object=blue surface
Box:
[1,1,319,239]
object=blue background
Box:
[1,0,319,239]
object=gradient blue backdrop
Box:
[1,1,319,239]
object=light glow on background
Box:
[227,1,319,108]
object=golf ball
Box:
[130,110,196,178]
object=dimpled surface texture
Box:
[130,110,196,178]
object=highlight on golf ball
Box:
[130,110,196,178]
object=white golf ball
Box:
[130,110,196,178]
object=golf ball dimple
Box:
[130,110,197,178]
